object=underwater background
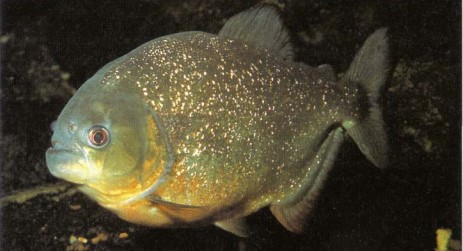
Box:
[0,0,460,250]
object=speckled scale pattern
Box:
[101,32,360,214]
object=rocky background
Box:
[1,0,460,250]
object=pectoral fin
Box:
[214,218,250,237]
[148,195,209,221]
[270,128,344,233]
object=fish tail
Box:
[341,28,389,168]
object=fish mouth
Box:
[47,141,72,154]
[46,141,87,185]
[45,141,76,166]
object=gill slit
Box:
[121,110,174,204]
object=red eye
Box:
[87,125,110,148]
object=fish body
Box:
[46,5,388,236]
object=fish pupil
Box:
[93,132,104,143]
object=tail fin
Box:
[341,28,389,168]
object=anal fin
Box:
[270,128,344,233]
[214,218,250,237]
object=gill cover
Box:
[84,94,174,201]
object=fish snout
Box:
[49,120,79,151]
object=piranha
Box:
[46,5,389,237]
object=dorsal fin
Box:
[218,4,294,61]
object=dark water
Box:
[1,0,460,250]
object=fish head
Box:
[46,81,168,199]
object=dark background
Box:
[1,0,461,250]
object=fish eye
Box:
[87,125,110,148]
